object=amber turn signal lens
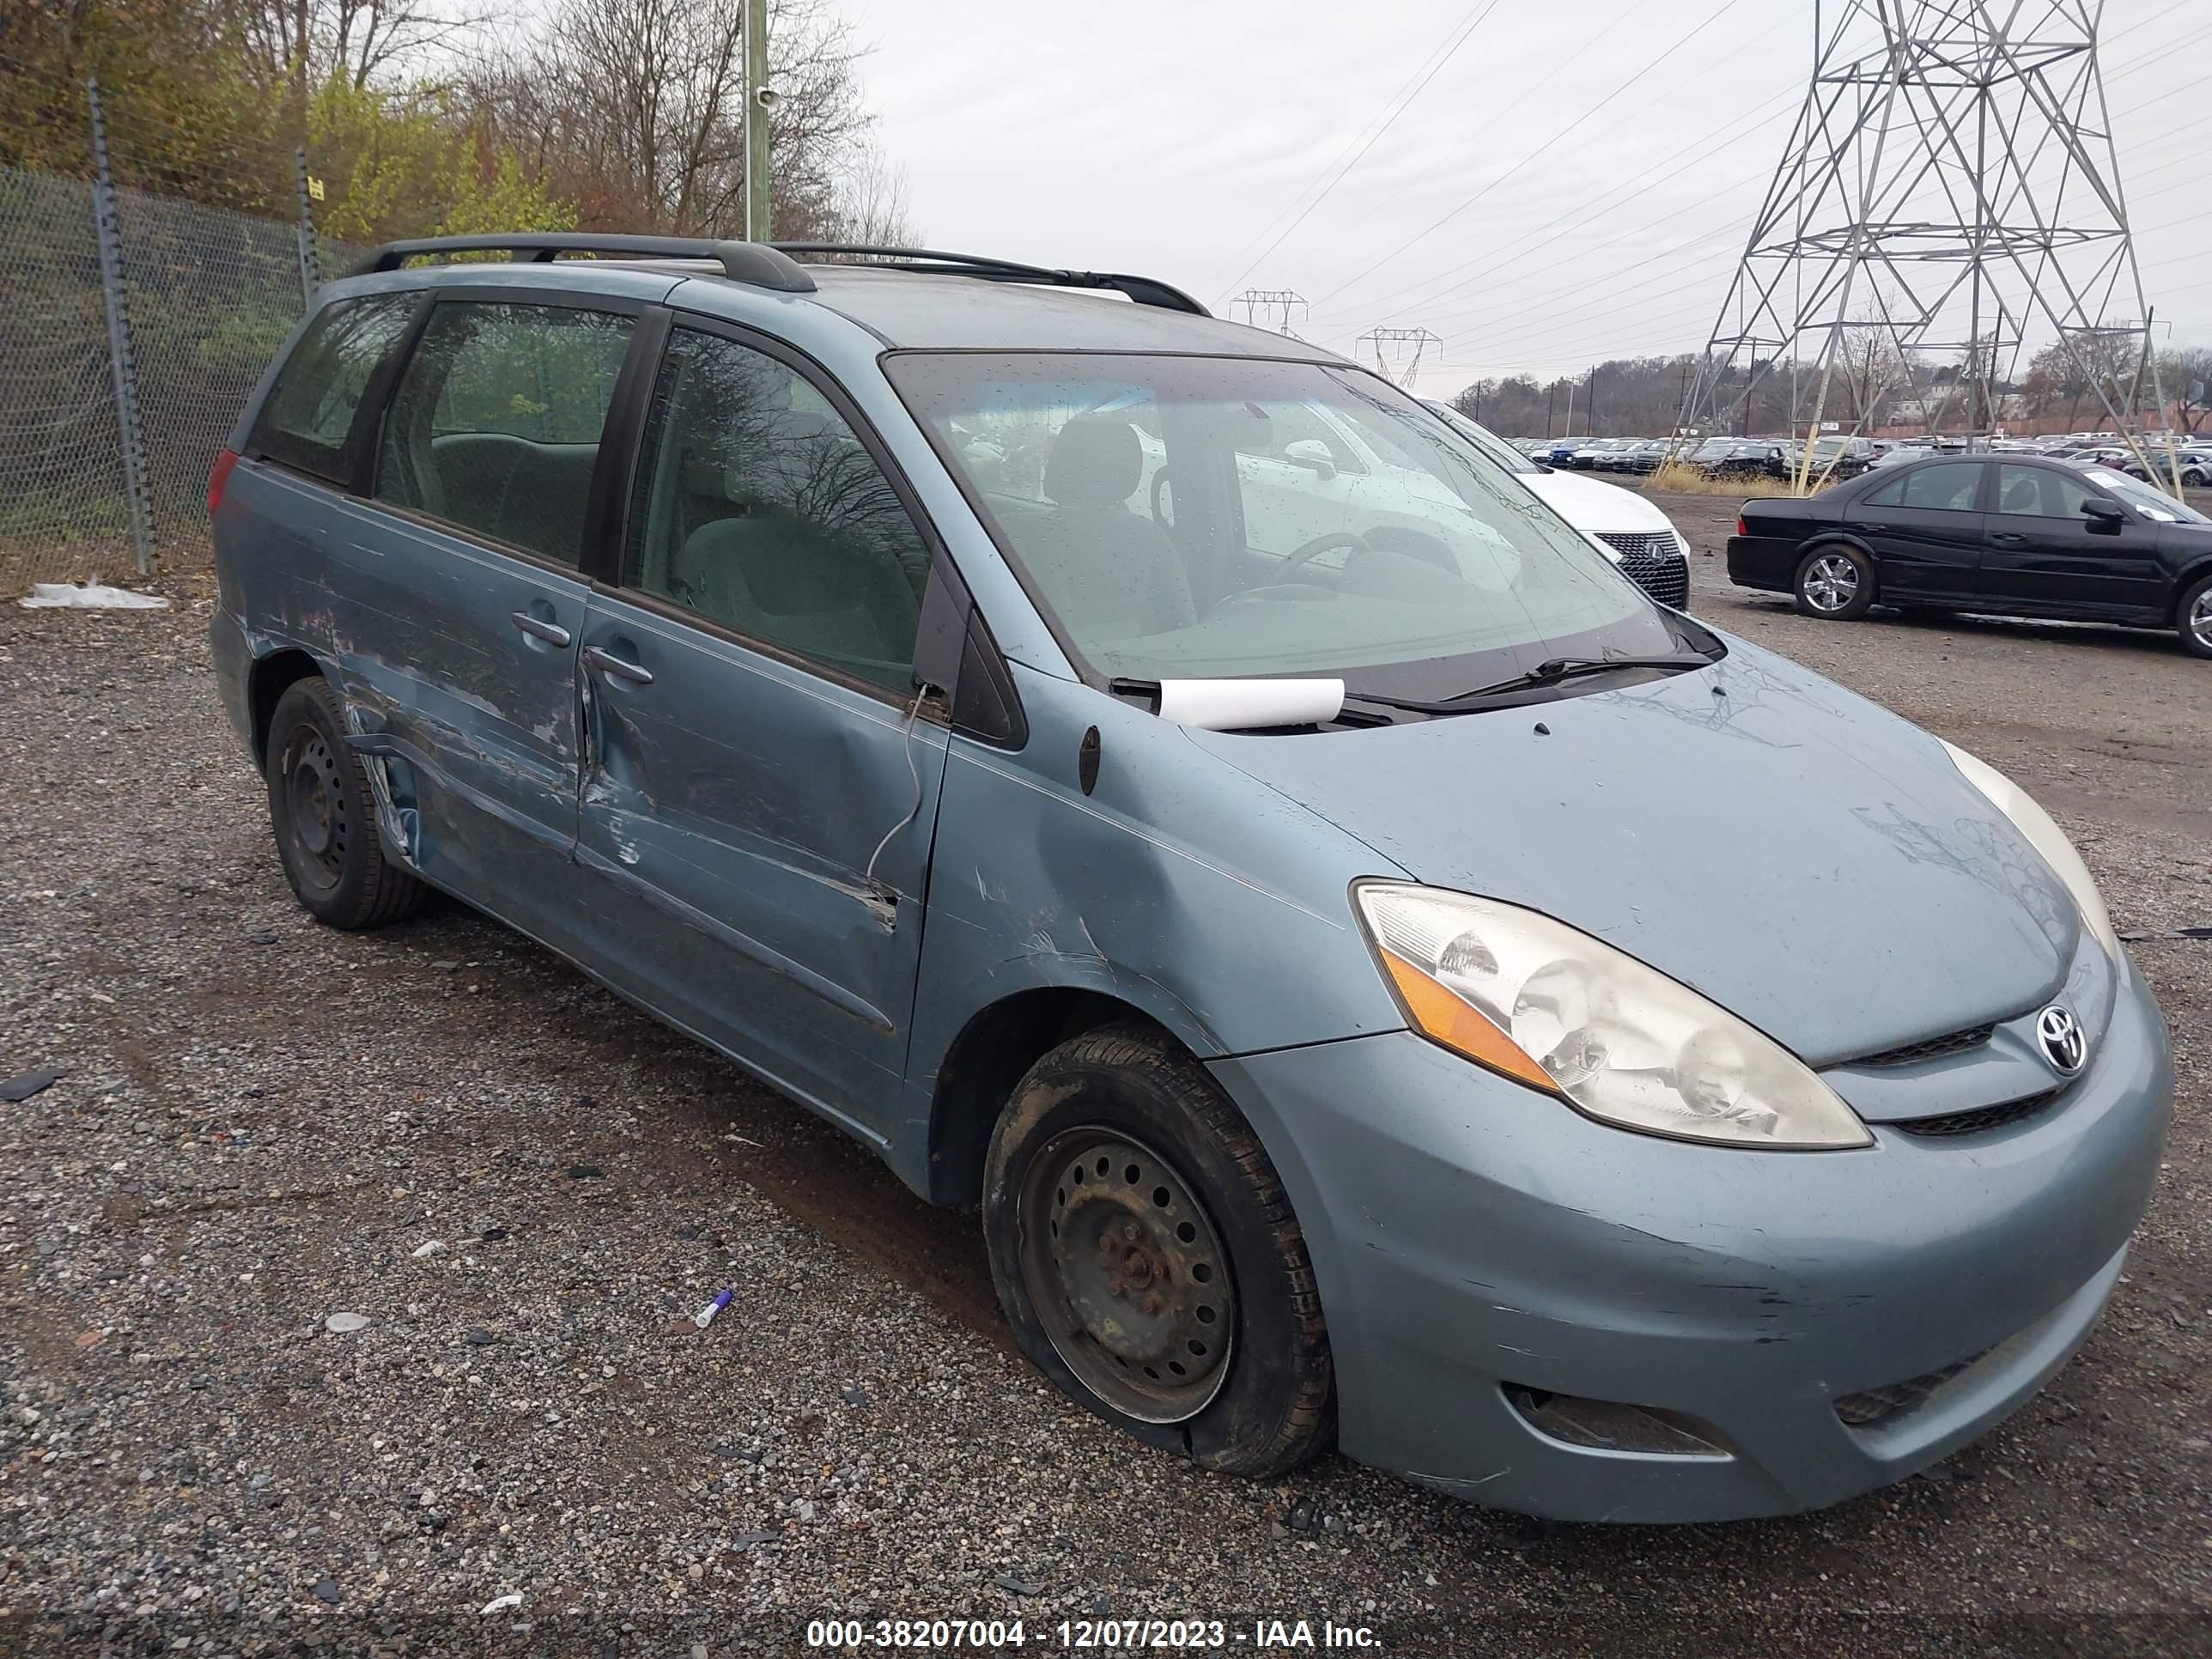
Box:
[1378,948,1560,1095]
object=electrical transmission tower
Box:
[1232,289,1309,337]
[1680,1,2162,471]
[1357,326,1443,386]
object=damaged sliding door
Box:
[343,295,637,946]
[569,321,951,1139]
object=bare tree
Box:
[471,0,890,240]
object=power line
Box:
[1204,0,1503,295]
[1307,0,1761,310]
[1304,86,1804,335]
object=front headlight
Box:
[1353,883,1871,1150]
[1940,740,2120,962]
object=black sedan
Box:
[1727,453,2212,659]
[1684,439,1793,482]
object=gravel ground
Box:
[2,545,2207,1658]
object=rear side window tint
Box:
[1898,462,1984,511]
[252,295,416,481]
[374,301,635,568]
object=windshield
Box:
[2085,470,2209,523]
[889,353,1693,694]
[1423,402,1540,474]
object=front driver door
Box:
[1981,464,2169,618]
[1844,459,1989,600]
[573,321,948,1139]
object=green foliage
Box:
[309,76,574,244]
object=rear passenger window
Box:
[623,328,931,694]
[374,301,635,567]
[1898,462,1983,512]
[252,295,415,481]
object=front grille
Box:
[1834,1350,1990,1428]
[1856,1023,1997,1067]
[1597,531,1680,561]
[1893,1090,2061,1139]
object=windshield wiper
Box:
[1344,653,1714,715]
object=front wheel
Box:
[982,1024,1334,1478]
[1795,544,1877,620]
[2179,574,2212,661]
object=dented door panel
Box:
[896,660,1411,1196]
[215,460,590,944]
[317,495,588,937]
[574,592,949,1138]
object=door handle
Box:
[1988,532,2027,545]
[1859,522,1890,532]
[511,611,572,647]
[583,644,653,685]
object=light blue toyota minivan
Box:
[210,236,2172,1523]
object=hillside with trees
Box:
[0,0,910,245]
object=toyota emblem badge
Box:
[2036,1004,2087,1077]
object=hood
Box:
[1188,639,2077,1065]
[1522,469,1678,537]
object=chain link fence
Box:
[0,81,363,592]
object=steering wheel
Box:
[1281,530,1367,571]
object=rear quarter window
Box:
[250,294,417,483]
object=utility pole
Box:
[87,79,154,574]
[1588,364,1600,436]
[1562,377,1576,440]
[744,0,772,242]
[1546,380,1557,439]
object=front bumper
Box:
[1208,958,2171,1522]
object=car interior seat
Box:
[1016,416,1196,643]
[2001,471,2045,514]
[660,381,923,690]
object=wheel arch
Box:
[248,646,334,767]
[2174,559,2212,623]
[924,987,1194,1209]
[1796,529,1879,564]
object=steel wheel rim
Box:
[281,723,347,890]
[2191,589,2212,651]
[1018,1128,1236,1425]
[1803,554,1861,613]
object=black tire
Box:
[264,676,425,929]
[1794,542,1877,620]
[982,1023,1334,1478]
[2179,574,2212,662]
[2182,470,2208,490]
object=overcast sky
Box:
[839,0,2212,400]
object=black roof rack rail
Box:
[351,234,817,293]
[769,243,1210,317]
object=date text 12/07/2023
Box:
[804,1618,1384,1649]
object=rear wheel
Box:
[264,676,425,929]
[1795,544,1876,620]
[982,1023,1333,1478]
[2179,574,2212,661]
[2182,468,2208,489]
